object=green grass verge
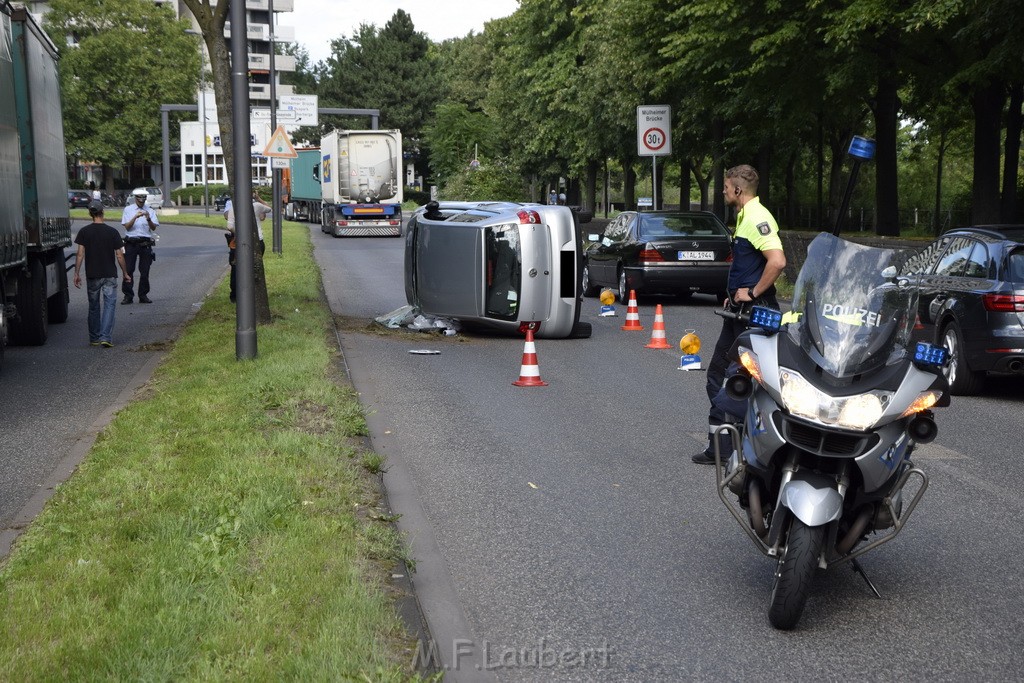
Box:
[0,221,429,680]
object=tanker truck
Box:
[0,5,72,371]
[319,129,403,237]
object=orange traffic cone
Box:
[512,328,548,387]
[621,290,644,331]
[645,304,672,349]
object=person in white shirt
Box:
[119,189,159,304]
[223,191,269,302]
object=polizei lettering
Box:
[820,303,882,327]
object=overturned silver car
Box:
[404,202,592,339]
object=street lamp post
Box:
[185,29,210,217]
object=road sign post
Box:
[637,105,672,210]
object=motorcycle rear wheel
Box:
[768,518,824,630]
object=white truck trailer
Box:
[319,129,403,237]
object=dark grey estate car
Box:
[901,225,1024,395]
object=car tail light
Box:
[725,251,733,263]
[336,220,348,226]
[639,245,664,263]
[517,209,541,224]
[982,294,1024,312]
[389,220,400,225]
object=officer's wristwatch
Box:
[747,287,756,300]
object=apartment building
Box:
[28,0,297,192]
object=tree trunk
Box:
[712,120,725,221]
[678,158,691,211]
[785,152,797,228]
[1001,82,1022,222]
[584,160,598,212]
[180,0,272,325]
[971,80,1005,225]
[755,143,771,210]
[873,69,900,237]
[623,160,636,211]
[933,128,947,236]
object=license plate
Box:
[678,251,714,260]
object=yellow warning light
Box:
[599,289,616,305]
[680,330,701,355]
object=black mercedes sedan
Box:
[582,210,731,303]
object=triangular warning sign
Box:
[263,125,297,158]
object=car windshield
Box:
[638,214,726,238]
[786,233,921,377]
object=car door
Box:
[915,236,983,342]
[587,214,628,285]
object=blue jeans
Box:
[86,277,118,343]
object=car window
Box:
[639,214,727,238]
[606,215,628,241]
[1008,250,1024,284]
[934,237,977,277]
[484,225,521,321]
[902,237,950,275]
[962,241,991,279]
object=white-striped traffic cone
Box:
[621,290,644,331]
[512,328,548,387]
[645,304,672,349]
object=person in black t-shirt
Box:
[73,201,130,347]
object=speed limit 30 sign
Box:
[637,105,672,156]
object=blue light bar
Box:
[848,136,876,161]
[750,306,782,333]
[914,342,948,368]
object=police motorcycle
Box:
[712,232,951,629]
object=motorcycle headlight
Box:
[779,368,892,431]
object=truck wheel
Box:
[12,258,48,346]
[48,257,69,324]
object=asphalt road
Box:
[311,226,1024,681]
[0,222,227,546]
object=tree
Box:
[180,0,272,325]
[44,0,200,190]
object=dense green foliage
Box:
[44,0,200,174]
[286,1,1022,233]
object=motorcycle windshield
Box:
[785,233,920,378]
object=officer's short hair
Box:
[725,164,759,194]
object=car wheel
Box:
[618,268,629,304]
[567,321,592,339]
[581,261,599,297]
[941,322,984,395]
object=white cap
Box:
[133,189,148,196]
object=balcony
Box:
[248,53,296,72]
[246,0,294,10]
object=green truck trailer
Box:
[0,5,72,370]
[283,148,322,222]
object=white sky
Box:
[286,0,521,66]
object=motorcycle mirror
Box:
[881,266,897,279]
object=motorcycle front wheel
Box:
[768,518,824,630]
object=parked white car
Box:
[128,186,163,210]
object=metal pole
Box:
[231,0,257,359]
[652,156,657,211]
[269,0,282,254]
[201,48,209,217]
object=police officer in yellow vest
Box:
[692,164,786,465]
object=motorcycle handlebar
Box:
[714,307,749,323]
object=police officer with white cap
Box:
[119,189,159,304]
